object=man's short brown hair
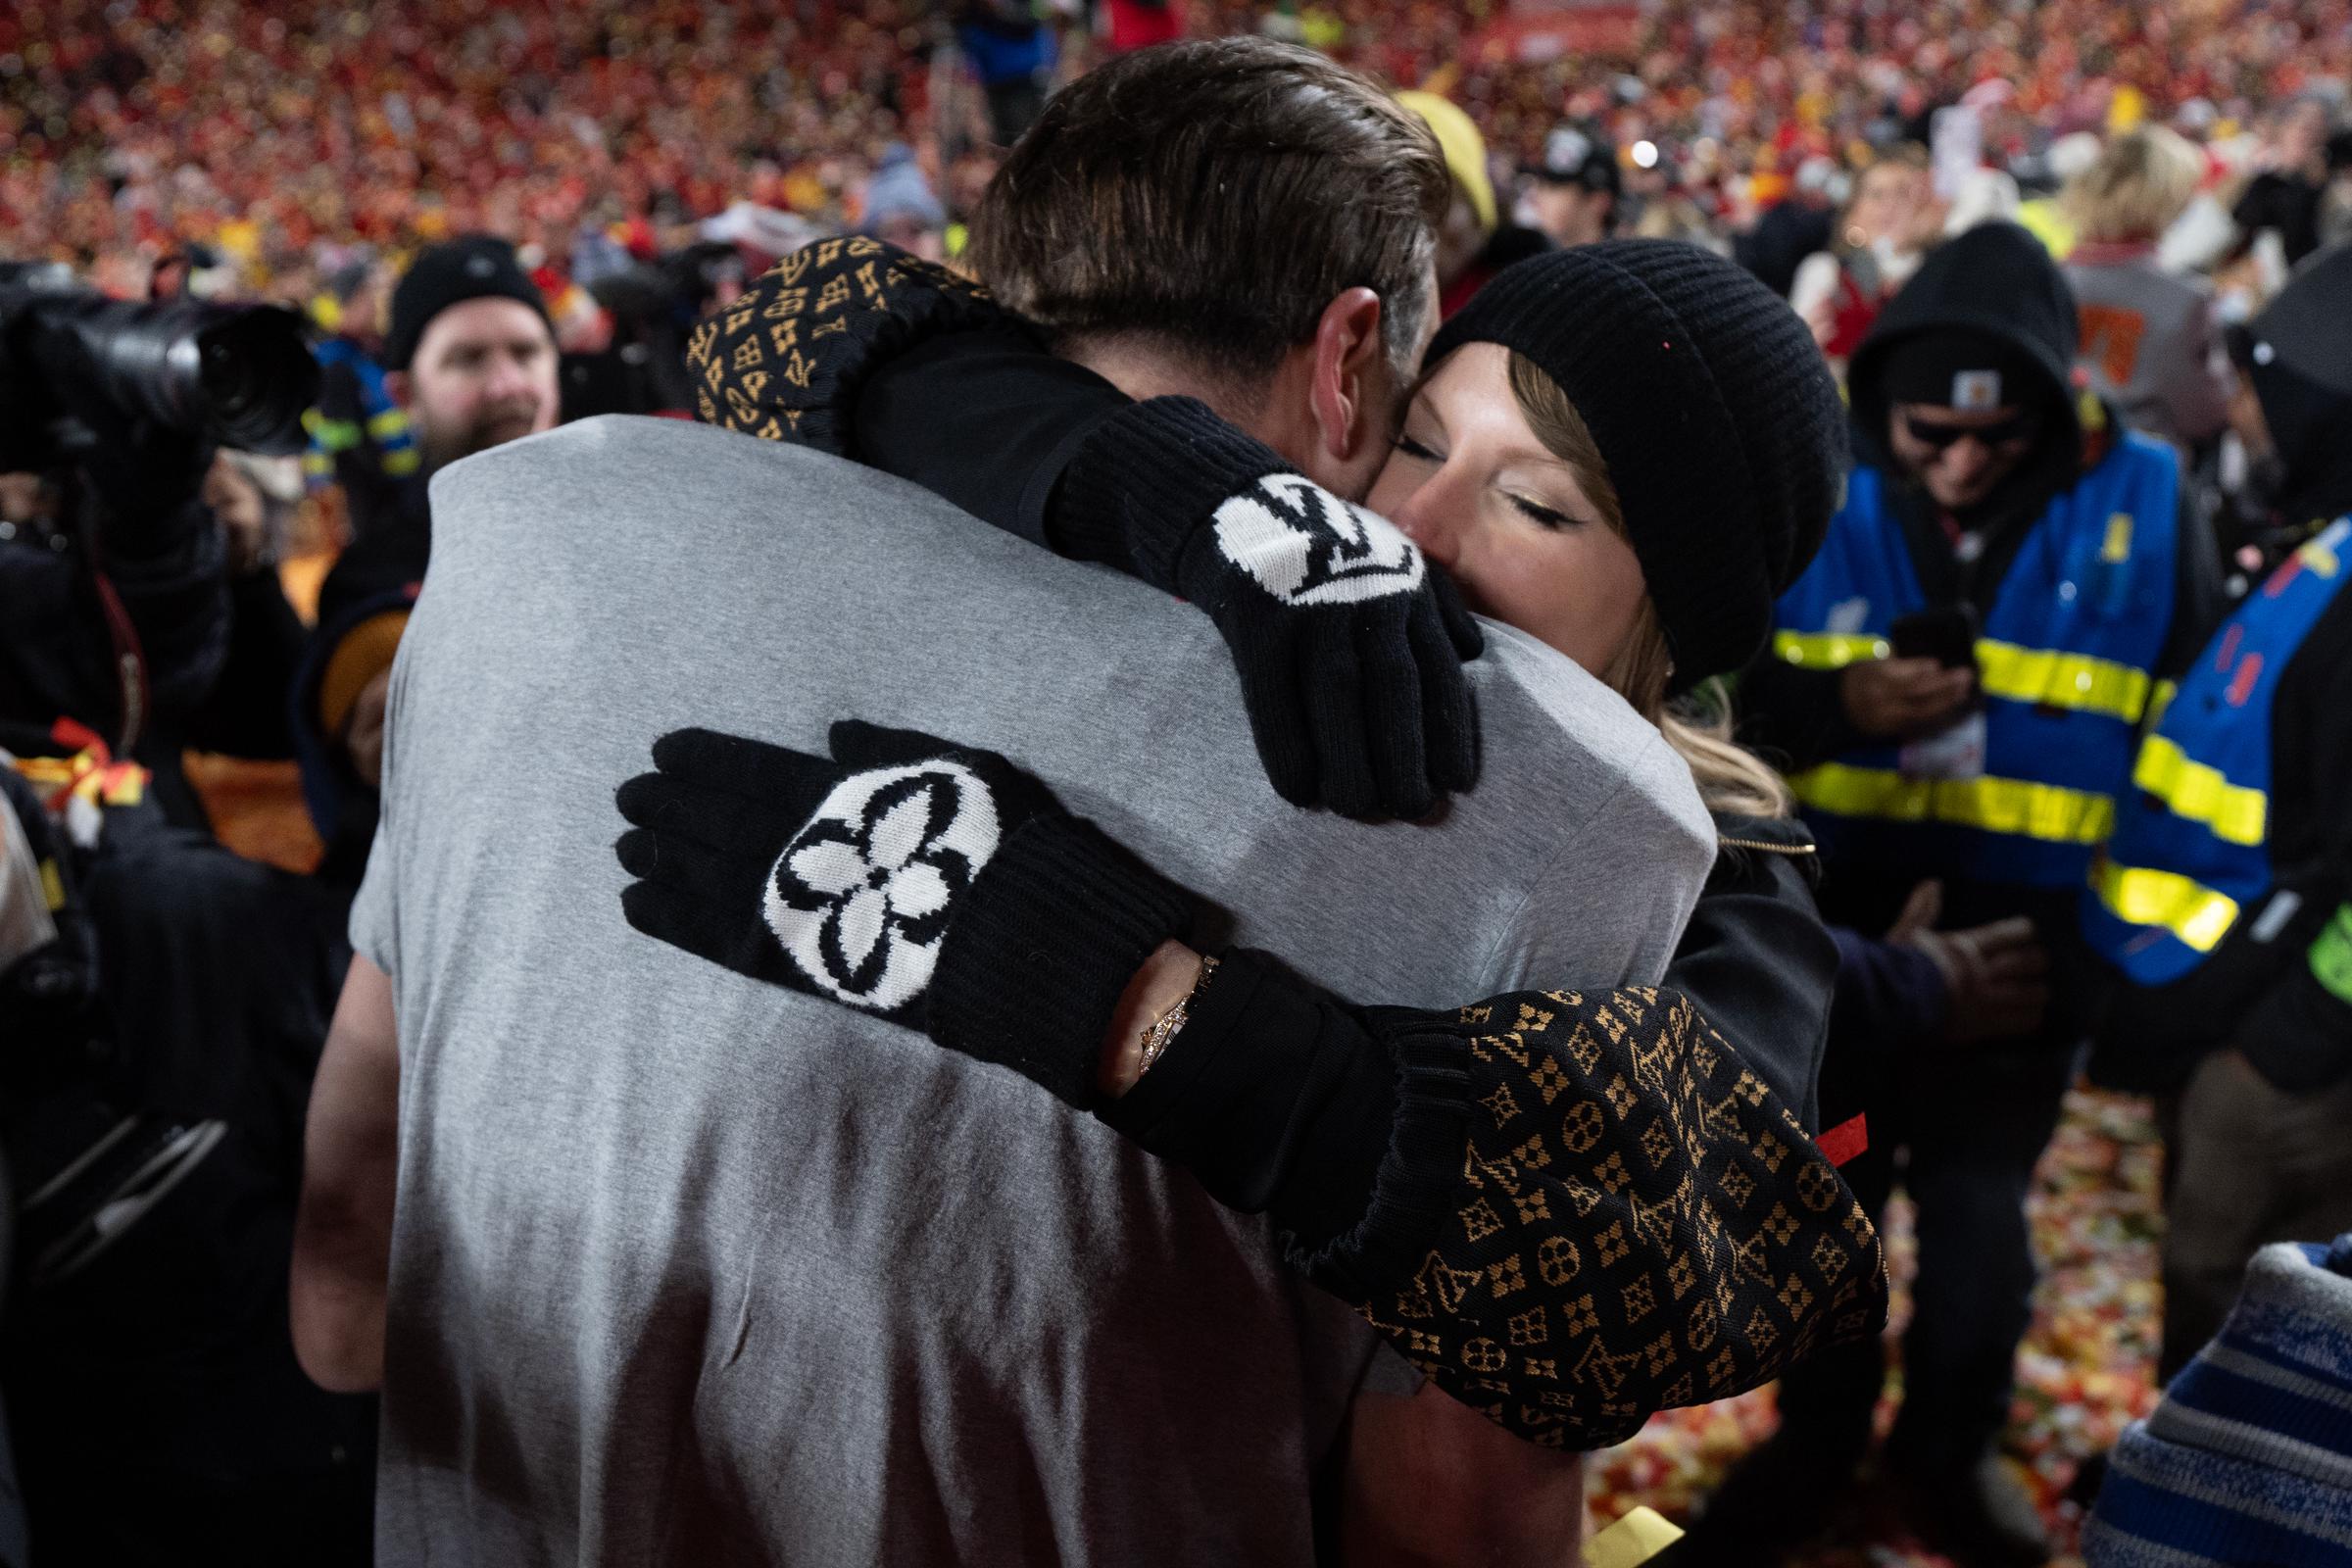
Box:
[968,38,1449,389]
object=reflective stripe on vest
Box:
[1772,630,1889,669]
[2083,516,2352,985]
[1976,639,2151,723]
[2132,734,2267,846]
[1791,763,2115,844]
[2088,859,2239,954]
[1771,437,2180,887]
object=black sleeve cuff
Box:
[1053,396,1293,592]
[1099,951,1475,1305]
[854,325,1133,552]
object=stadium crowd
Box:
[4,3,2352,1568]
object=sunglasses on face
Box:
[1903,411,2039,452]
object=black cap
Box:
[1529,122,1622,199]
[2240,243,2352,495]
[383,235,552,371]
[1429,240,1847,690]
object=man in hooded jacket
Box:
[1714,223,2222,1566]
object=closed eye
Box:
[1392,433,1444,464]
[1507,494,1587,531]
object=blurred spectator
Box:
[1738,156,1842,300]
[1396,89,1553,317]
[1738,224,2224,1567]
[2066,127,2236,456]
[1522,122,1623,249]
[861,141,949,260]
[2081,1236,2352,1566]
[1102,0,1186,54]
[956,0,1057,145]
[304,252,420,530]
[2232,96,2340,268]
[1789,146,1936,364]
[2082,250,2352,1393]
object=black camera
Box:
[0,260,319,473]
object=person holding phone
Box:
[1727,223,2224,1567]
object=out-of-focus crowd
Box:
[9,0,2350,327]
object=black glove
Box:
[1054,396,1484,820]
[614,720,1194,1105]
[686,236,1021,456]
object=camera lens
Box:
[195,308,318,456]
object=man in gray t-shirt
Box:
[291,40,1713,1568]
[316,417,1707,1564]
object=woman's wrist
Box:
[1099,940,1206,1097]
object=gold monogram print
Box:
[683,239,999,454]
[1356,989,1887,1447]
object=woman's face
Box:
[1848,164,1920,246]
[1368,342,1648,678]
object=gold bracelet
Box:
[1135,955,1219,1081]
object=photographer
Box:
[0,261,316,830]
[0,263,372,1565]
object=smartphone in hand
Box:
[1889,604,1981,669]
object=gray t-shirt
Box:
[355,415,1712,1566]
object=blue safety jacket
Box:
[2083,515,2352,983]
[1770,432,2180,888]
[304,337,417,489]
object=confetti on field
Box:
[1586,1087,2166,1566]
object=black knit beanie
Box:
[383,235,552,371]
[1427,241,1847,690]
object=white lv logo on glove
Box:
[1211,473,1426,607]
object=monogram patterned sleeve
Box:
[685,235,1013,457]
[1327,987,1890,1448]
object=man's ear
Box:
[1307,287,1388,467]
[384,369,412,411]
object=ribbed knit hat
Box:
[1428,241,1846,690]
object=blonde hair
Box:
[1505,353,1795,821]
[2067,127,2203,245]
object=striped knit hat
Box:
[2081,1235,2352,1565]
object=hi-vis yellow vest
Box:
[1770,435,2180,888]
[2083,517,2351,982]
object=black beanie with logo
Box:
[383,235,552,371]
[1428,240,1848,690]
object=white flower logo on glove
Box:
[763,760,1003,1011]
[1211,473,1426,607]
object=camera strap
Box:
[87,568,150,756]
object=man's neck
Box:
[1063,339,1233,409]
[1060,336,1313,472]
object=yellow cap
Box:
[1396,89,1496,235]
